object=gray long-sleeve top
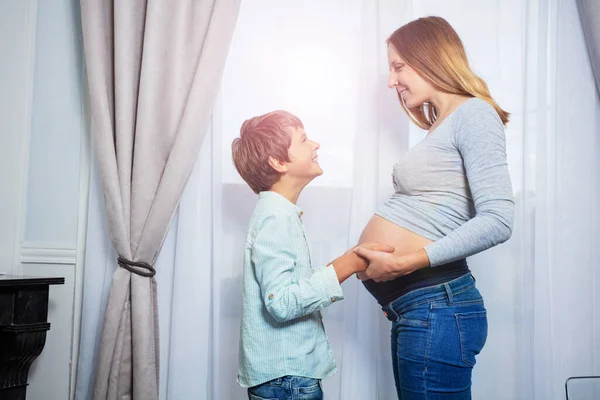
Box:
[376,97,514,267]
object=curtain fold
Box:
[78,1,240,399]
[576,0,600,96]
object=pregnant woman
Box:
[353,17,514,399]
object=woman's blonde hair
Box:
[388,16,509,129]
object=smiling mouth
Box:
[312,156,319,163]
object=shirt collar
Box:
[259,191,304,217]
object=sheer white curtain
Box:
[77,0,600,399]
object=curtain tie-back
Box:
[117,256,156,277]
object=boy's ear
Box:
[268,156,288,173]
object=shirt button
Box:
[268,294,274,300]
[331,297,337,303]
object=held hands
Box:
[354,247,431,282]
[327,243,395,283]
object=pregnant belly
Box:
[358,215,433,255]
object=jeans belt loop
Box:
[383,306,397,321]
[444,282,454,305]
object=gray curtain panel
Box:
[79,1,240,399]
[576,0,600,96]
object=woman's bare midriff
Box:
[358,215,433,256]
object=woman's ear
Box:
[268,156,288,173]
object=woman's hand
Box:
[326,242,395,283]
[354,247,431,282]
[327,242,395,269]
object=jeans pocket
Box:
[248,378,285,400]
[396,304,430,327]
[299,383,323,400]
[455,310,488,367]
[299,381,321,394]
[248,392,279,400]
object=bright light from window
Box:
[219,1,364,188]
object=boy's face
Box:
[283,126,323,182]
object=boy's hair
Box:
[232,110,304,194]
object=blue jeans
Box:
[248,375,323,400]
[382,273,488,399]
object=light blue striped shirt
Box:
[237,191,344,388]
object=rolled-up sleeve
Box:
[252,212,344,323]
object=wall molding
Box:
[21,243,77,265]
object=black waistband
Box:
[361,259,469,306]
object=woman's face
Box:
[387,44,435,109]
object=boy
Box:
[232,110,392,399]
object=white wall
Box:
[0,0,36,273]
[0,0,89,399]
[24,0,90,398]
[25,0,85,247]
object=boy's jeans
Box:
[248,375,323,400]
